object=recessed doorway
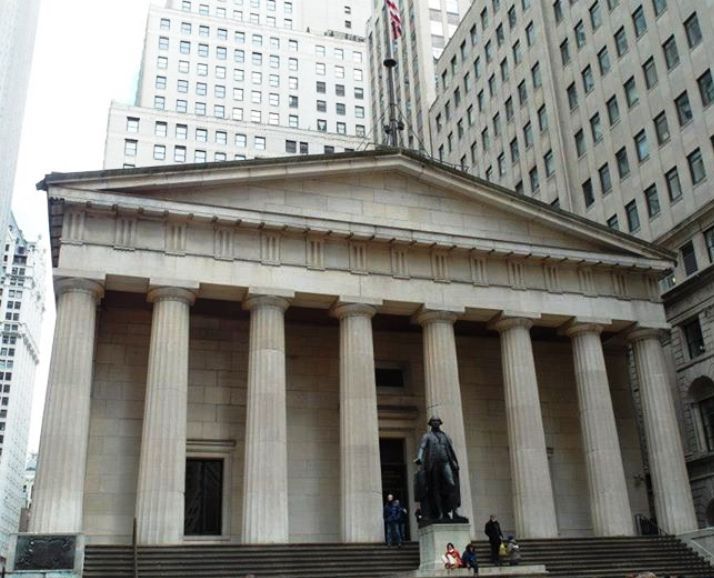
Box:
[380,437,411,541]
[184,458,224,536]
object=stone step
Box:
[82,536,714,577]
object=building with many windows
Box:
[367,0,471,152]
[0,0,41,247]
[429,0,714,526]
[0,216,45,559]
[103,0,372,168]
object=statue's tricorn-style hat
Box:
[428,415,443,426]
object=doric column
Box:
[30,278,104,533]
[490,316,558,538]
[241,294,290,544]
[628,328,697,534]
[135,287,196,544]
[565,323,633,536]
[415,309,474,524]
[332,302,383,543]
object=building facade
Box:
[27,150,698,552]
[428,0,714,525]
[0,217,45,558]
[367,0,471,152]
[104,0,372,169]
[0,0,41,245]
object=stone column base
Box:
[417,523,473,573]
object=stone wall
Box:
[82,299,649,544]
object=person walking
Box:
[484,514,503,566]
[398,501,408,542]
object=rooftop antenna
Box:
[383,0,404,148]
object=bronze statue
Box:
[414,416,467,524]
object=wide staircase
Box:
[83,536,714,577]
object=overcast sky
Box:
[13,0,162,451]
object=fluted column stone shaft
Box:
[629,329,697,535]
[30,278,104,533]
[135,287,195,545]
[492,317,558,538]
[416,310,474,524]
[241,295,290,544]
[333,303,383,542]
[566,324,633,536]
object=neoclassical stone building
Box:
[31,150,697,548]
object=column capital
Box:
[413,307,462,326]
[54,277,104,301]
[331,302,378,320]
[488,315,534,333]
[243,294,290,312]
[147,287,196,306]
[562,321,607,338]
[625,326,669,343]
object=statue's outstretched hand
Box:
[414,458,422,465]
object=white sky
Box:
[12,0,163,451]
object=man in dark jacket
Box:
[385,499,403,547]
[383,494,394,544]
[485,514,503,566]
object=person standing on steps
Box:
[484,514,503,567]
[385,499,404,547]
[383,494,394,544]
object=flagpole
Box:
[383,1,401,148]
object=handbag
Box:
[498,542,508,557]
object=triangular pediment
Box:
[41,149,674,267]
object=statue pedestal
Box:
[5,533,83,578]
[417,522,473,573]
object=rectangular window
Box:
[698,70,714,108]
[568,83,578,110]
[126,117,139,133]
[575,129,586,156]
[529,167,540,192]
[685,13,702,48]
[582,65,594,93]
[544,150,555,177]
[583,179,594,207]
[675,92,693,125]
[681,241,699,276]
[538,105,548,131]
[624,77,639,108]
[561,39,571,65]
[643,57,658,89]
[654,111,670,145]
[590,1,602,30]
[625,200,640,232]
[704,227,714,263]
[124,139,137,156]
[663,36,679,69]
[688,148,706,185]
[599,163,612,193]
[153,144,166,161]
[155,121,167,136]
[683,317,705,359]
[616,147,630,178]
[652,0,667,16]
[532,62,542,88]
[607,214,619,230]
[635,130,649,161]
[666,167,683,201]
[645,184,660,218]
[575,21,586,49]
[590,112,603,143]
[174,146,186,163]
[632,6,647,37]
[598,47,611,75]
[615,27,628,56]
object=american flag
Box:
[385,0,403,39]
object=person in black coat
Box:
[484,514,503,566]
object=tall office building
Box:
[0,0,42,246]
[366,0,471,152]
[104,0,373,168]
[429,0,714,525]
[0,216,45,557]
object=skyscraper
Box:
[0,0,42,246]
[429,0,714,525]
[0,216,45,557]
[103,0,374,169]
[367,0,471,152]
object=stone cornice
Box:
[50,193,670,273]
